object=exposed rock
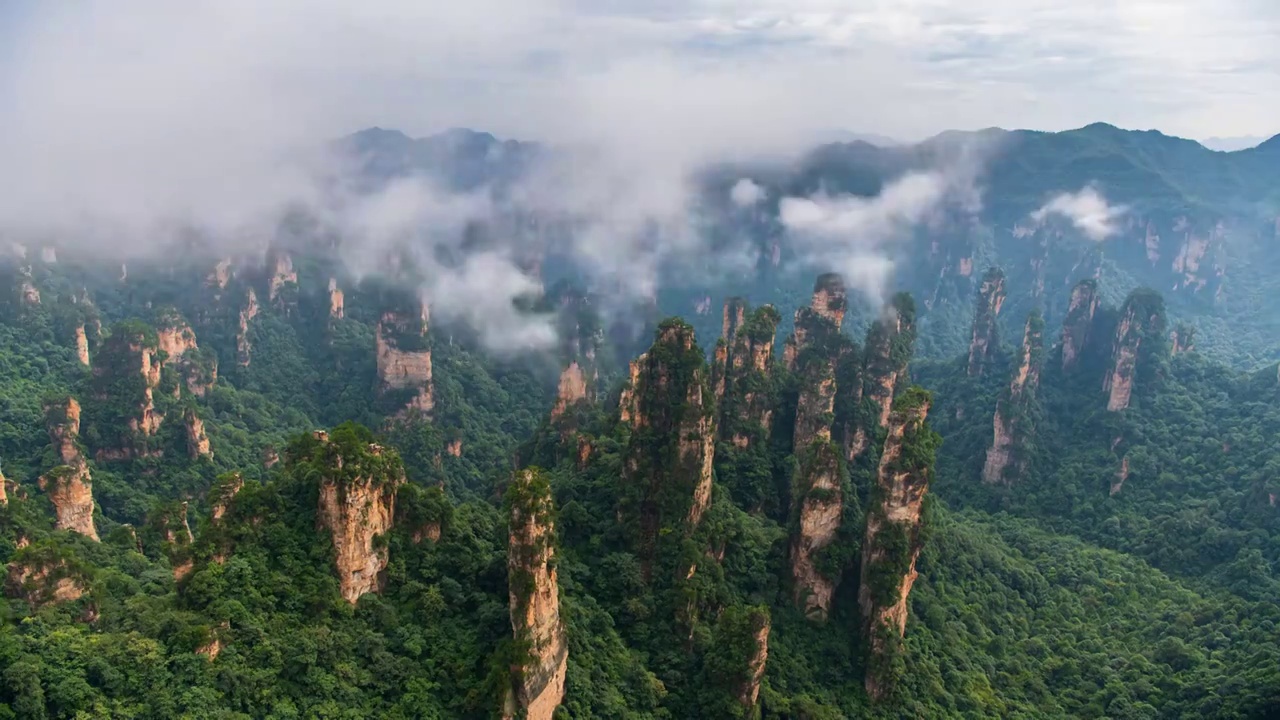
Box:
[266,250,296,303]
[446,438,463,457]
[5,550,90,610]
[376,304,434,418]
[957,257,973,277]
[197,632,224,660]
[618,358,643,427]
[20,276,40,305]
[185,409,212,459]
[93,327,166,454]
[789,441,843,619]
[1170,324,1196,355]
[157,502,196,582]
[262,446,279,469]
[503,469,568,720]
[312,434,404,604]
[237,288,259,366]
[1061,279,1099,372]
[328,277,345,319]
[1111,456,1130,496]
[1104,289,1167,412]
[550,362,589,421]
[0,466,6,506]
[40,399,98,541]
[74,325,90,366]
[620,321,717,578]
[846,294,917,462]
[715,299,780,450]
[209,473,244,523]
[736,609,770,714]
[860,389,937,702]
[966,267,1006,377]
[156,317,198,361]
[982,313,1044,484]
[208,258,233,289]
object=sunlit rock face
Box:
[40,398,98,541]
[502,469,567,720]
[712,298,780,450]
[846,294,916,463]
[966,267,1006,377]
[982,313,1043,485]
[1103,289,1167,412]
[376,303,434,418]
[1061,279,1099,373]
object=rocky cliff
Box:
[237,288,259,366]
[965,267,1006,377]
[1061,279,1099,372]
[1104,289,1167,412]
[328,277,345,319]
[266,250,296,303]
[75,325,90,366]
[40,398,98,540]
[620,320,717,578]
[185,408,212,459]
[5,546,91,612]
[737,609,770,716]
[859,388,938,702]
[92,324,165,458]
[376,303,434,418]
[789,441,843,619]
[982,312,1044,484]
[155,501,196,581]
[503,468,567,720]
[846,294,917,462]
[712,298,781,449]
[209,472,244,523]
[311,431,405,604]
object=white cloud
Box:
[1031,186,1127,241]
[730,178,767,207]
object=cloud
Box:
[1031,186,1126,240]
[779,147,986,301]
[730,178,767,207]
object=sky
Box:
[0,0,1273,350]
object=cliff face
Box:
[982,313,1044,484]
[313,434,404,604]
[158,502,196,581]
[156,318,198,361]
[550,362,588,421]
[620,321,717,578]
[237,288,259,366]
[737,610,770,715]
[209,258,233,290]
[328,278,344,319]
[503,469,567,720]
[859,389,938,702]
[966,268,1006,377]
[210,472,244,523]
[376,304,434,418]
[5,550,89,610]
[790,276,846,450]
[186,409,212,459]
[1061,279,1099,372]
[267,250,296,303]
[40,398,98,541]
[847,294,917,462]
[93,327,165,458]
[789,442,843,619]
[1104,290,1167,412]
[714,299,781,449]
[75,325,90,366]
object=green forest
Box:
[1,251,1279,720]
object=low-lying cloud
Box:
[1031,186,1127,241]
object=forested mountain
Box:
[2,237,1279,718]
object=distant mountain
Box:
[1201,135,1269,152]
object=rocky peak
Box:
[712,299,781,450]
[376,301,434,418]
[784,275,847,371]
[1061,279,1099,372]
[1104,289,1167,412]
[810,272,848,326]
[620,320,717,578]
[266,250,296,303]
[503,468,568,720]
[40,398,98,541]
[74,325,90,366]
[307,427,405,604]
[966,267,1006,377]
[860,388,938,702]
[846,294,917,462]
[550,362,589,421]
[155,313,198,361]
[789,440,843,619]
[982,312,1045,484]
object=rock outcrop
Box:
[737,609,770,715]
[966,267,1006,377]
[846,294,917,462]
[5,547,91,611]
[1170,324,1196,355]
[550,362,589,422]
[860,388,938,702]
[982,312,1044,484]
[209,473,244,523]
[376,302,434,418]
[1104,289,1167,412]
[19,273,40,306]
[789,441,843,619]
[713,298,781,449]
[311,431,404,604]
[40,398,98,541]
[92,324,165,458]
[784,273,846,371]
[237,288,259,366]
[503,468,567,720]
[328,277,344,319]
[74,325,90,366]
[208,258,233,290]
[155,502,196,581]
[1061,279,1099,372]
[266,250,296,303]
[620,320,717,578]
[185,409,212,459]
[156,315,198,361]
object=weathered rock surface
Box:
[847,294,917,462]
[966,267,1006,377]
[860,389,937,702]
[5,550,89,610]
[328,277,344,319]
[982,313,1044,484]
[737,609,770,714]
[40,398,98,541]
[186,409,212,459]
[503,468,567,720]
[266,250,296,303]
[376,304,434,418]
[75,325,90,366]
[1061,279,1099,372]
[789,441,843,619]
[1104,290,1167,412]
[713,299,780,449]
[237,288,259,366]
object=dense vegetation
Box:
[2,236,1280,718]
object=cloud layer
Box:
[1031,186,1127,241]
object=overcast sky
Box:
[1,0,1276,147]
